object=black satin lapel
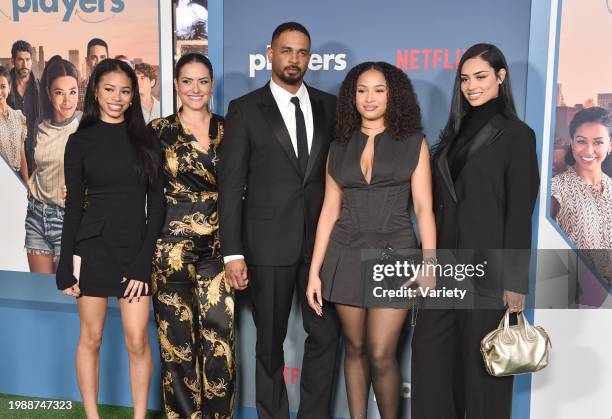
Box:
[438,145,458,203]
[464,114,506,163]
[304,96,325,183]
[258,88,301,176]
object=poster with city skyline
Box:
[553,0,612,175]
[0,1,159,84]
[549,0,612,300]
[0,0,160,275]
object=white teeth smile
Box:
[108,104,123,111]
[581,157,596,162]
[468,92,482,99]
[189,96,203,100]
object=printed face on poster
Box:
[0,1,160,274]
[548,0,612,298]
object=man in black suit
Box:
[8,40,39,176]
[218,22,340,419]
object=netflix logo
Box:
[396,48,466,71]
[283,367,301,385]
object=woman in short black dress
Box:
[307,62,436,419]
[56,59,164,419]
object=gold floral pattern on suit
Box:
[150,113,235,418]
[169,212,218,237]
[158,319,193,363]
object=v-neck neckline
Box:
[177,112,212,153]
[358,130,385,186]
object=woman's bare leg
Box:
[76,296,108,419]
[119,296,152,419]
[27,253,55,273]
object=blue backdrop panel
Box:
[0,272,162,410]
[223,0,533,417]
[223,0,532,140]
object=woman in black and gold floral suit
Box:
[149,53,234,418]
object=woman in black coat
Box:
[411,44,540,419]
[56,59,164,419]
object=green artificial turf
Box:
[0,394,163,418]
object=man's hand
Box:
[225,259,248,290]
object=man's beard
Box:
[18,68,30,79]
[277,66,305,85]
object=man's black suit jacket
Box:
[433,114,540,296]
[218,83,336,266]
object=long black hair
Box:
[436,43,518,157]
[39,55,79,122]
[335,61,422,143]
[79,58,159,183]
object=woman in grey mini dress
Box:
[307,61,436,419]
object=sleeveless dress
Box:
[320,129,424,307]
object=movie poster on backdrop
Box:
[0,0,160,273]
[172,0,209,111]
[546,0,612,307]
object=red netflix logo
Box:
[396,48,467,71]
[283,367,301,385]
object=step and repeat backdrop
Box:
[0,0,610,418]
[223,1,532,418]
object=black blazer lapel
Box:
[437,145,458,203]
[304,90,325,183]
[452,114,506,183]
[258,84,301,176]
[464,114,506,164]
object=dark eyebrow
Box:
[280,46,309,53]
[574,135,603,140]
[356,83,386,88]
[105,84,131,90]
[460,70,489,77]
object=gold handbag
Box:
[480,310,551,377]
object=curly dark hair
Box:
[335,61,422,143]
